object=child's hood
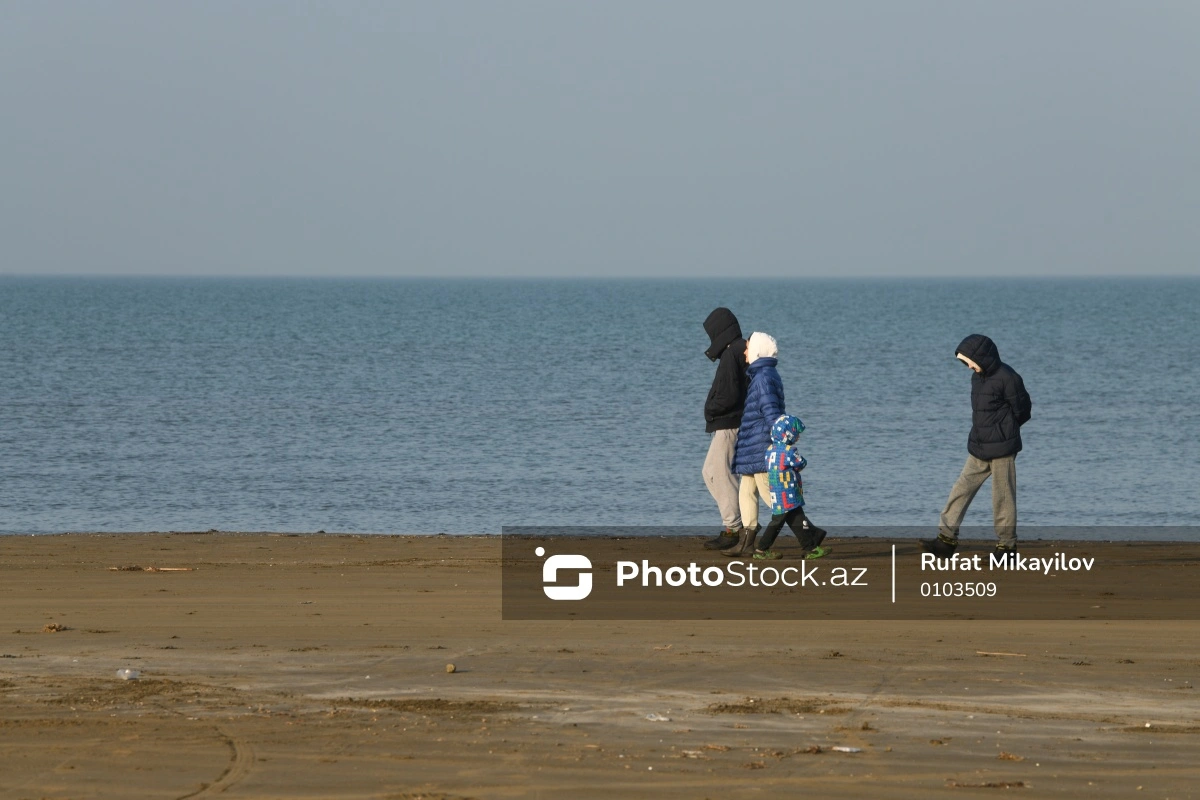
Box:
[746,331,778,364]
[770,414,805,446]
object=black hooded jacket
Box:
[703,308,747,432]
[956,334,1032,461]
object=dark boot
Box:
[992,545,1017,567]
[920,535,958,557]
[722,526,758,557]
[703,527,741,550]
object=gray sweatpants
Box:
[703,429,742,530]
[938,454,1017,548]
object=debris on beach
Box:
[976,650,1027,658]
[109,566,195,572]
[43,623,68,633]
[997,752,1025,761]
[115,669,140,681]
[706,696,831,715]
[830,746,862,753]
[946,780,1026,789]
[445,663,456,673]
[645,713,671,722]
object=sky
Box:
[1,2,1197,278]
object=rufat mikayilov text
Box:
[615,560,868,589]
[921,552,1096,574]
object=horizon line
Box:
[2,272,1196,281]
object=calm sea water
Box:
[0,277,1196,535]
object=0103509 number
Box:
[920,582,997,598]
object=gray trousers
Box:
[703,429,742,530]
[938,454,1017,548]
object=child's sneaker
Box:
[805,546,830,560]
[752,550,781,560]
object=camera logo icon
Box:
[536,547,593,601]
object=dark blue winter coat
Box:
[732,357,785,475]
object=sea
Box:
[0,277,1196,536]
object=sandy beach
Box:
[1,533,1197,799]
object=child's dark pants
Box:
[756,507,819,551]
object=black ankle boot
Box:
[920,536,958,557]
[704,528,740,550]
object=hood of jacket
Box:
[745,331,778,364]
[770,414,805,446]
[747,356,778,376]
[956,333,1000,376]
[704,307,743,362]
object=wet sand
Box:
[1,533,1197,799]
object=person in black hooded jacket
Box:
[923,334,1032,558]
[701,308,748,550]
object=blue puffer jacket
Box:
[732,357,786,475]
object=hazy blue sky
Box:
[2,2,1197,277]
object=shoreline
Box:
[3,527,1196,541]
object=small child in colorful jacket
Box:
[754,414,829,560]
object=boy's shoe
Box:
[805,546,830,560]
[796,512,827,550]
[704,528,740,550]
[920,537,958,558]
[752,549,781,560]
[806,525,827,550]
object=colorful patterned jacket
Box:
[765,415,807,514]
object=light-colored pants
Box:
[939,454,1017,548]
[738,473,772,531]
[703,429,742,529]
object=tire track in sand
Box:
[176,726,255,799]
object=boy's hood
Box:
[704,307,743,361]
[955,334,1000,376]
[745,331,778,364]
[771,414,805,446]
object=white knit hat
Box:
[745,331,778,363]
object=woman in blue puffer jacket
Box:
[724,332,785,556]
